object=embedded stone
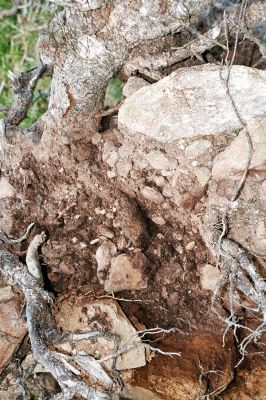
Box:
[142,186,164,203]
[96,240,117,283]
[146,150,174,170]
[118,65,266,143]
[198,264,221,291]
[212,117,266,180]
[55,297,146,371]
[123,76,150,98]
[0,177,15,199]
[104,253,148,293]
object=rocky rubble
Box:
[0,61,265,399]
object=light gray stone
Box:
[104,253,148,293]
[212,116,266,180]
[254,219,266,254]
[194,166,211,186]
[141,186,164,203]
[151,216,165,225]
[56,298,146,371]
[185,140,211,159]
[198,264,221,291]
[116,159,132,177]
[0,178,15,199]
[106,151,118,167]
[259,180,266,205]
[96,241,117,284]
[122,76,150,98]
[146,150,175,170]
[118,65,266,143]
[0,286,15,303]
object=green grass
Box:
[0,0,53,126]
[104,78,124,108]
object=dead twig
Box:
[5,63,46,126]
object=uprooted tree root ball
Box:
[0,1,265,399]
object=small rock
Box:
[122,76,150,98]
[259,180,266,204]
[142,186,164,203]
[161,170,173,177]
[91,132,102,145]
[255,219,266,254]
[106,212,114,219]
[96,241,117,283]
[0,177,15,199]
[193,166,211,186]
[107,170,117,178]
[134,157,149,170]
[185,139,211,159]
[146,150,174,170]
[151,216,165,225]
[122,385,161,400]
[59,261,75,275]
[99,226,114,239]
[198,264,221,291]
[0,286,15,303]
[154,176,165,187]
[117,235,127,250]
[104,253,148,293]
[185,241,195,251]
[106,151,118,167]
[116,159,132,177]
[212,117,266,180]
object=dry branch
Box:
[5,64,46,126]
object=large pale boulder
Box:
[118,65,266,143]
[56,296,146,371]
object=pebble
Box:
[185,241,195,251]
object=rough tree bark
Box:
[0,1,266,399]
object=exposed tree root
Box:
[206,230,266,365]
[123,1,266,80]
[201,0,266,367]
[0,226,115,399]
[0,225,180,399]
